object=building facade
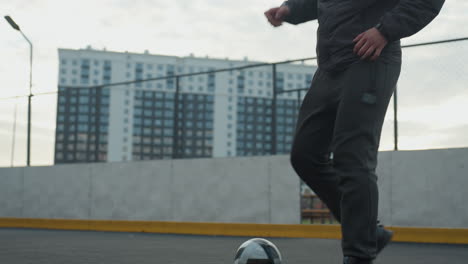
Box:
[54,47,317,164]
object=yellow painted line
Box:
[388,226,468,244]
[0,218,467,244]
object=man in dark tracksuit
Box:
[265,1,445,263]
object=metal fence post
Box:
[394,85,398,151]
[297,90,302,109]
[271,64,277,155]
[172,76,180,159]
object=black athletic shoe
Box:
[376,225,393,254]
[342,224,392,264]
[343,256,373,264]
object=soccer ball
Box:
[234,238,282,264]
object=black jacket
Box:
[283,0,445,72]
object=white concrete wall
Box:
[1,148,467,228]
[0,155,300,224]
[377,148,468,228]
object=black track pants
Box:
[290,59,401,259]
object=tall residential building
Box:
[54,47,317,164]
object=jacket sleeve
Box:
[377,0,445,42]
[282,0,318,25]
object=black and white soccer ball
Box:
[234,238,282,264]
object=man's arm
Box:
[354,0,445,60]
[282,0,318,25]
[377,0,445,42]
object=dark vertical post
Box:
[393,85,398,151]
[23,32,33,166]
[25,33,33,166]
[297,90,301,109]
[95,87,102,162]
[172,76,180,159]
[271,64,277,155]
[4,16,33,166]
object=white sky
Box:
[0,0,467,167]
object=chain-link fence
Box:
[0,38,467,168]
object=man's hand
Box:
[264,5,290,27]
[353,28,388,61]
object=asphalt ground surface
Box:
[1,228,467,264]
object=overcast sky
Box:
[0,0,467,167]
